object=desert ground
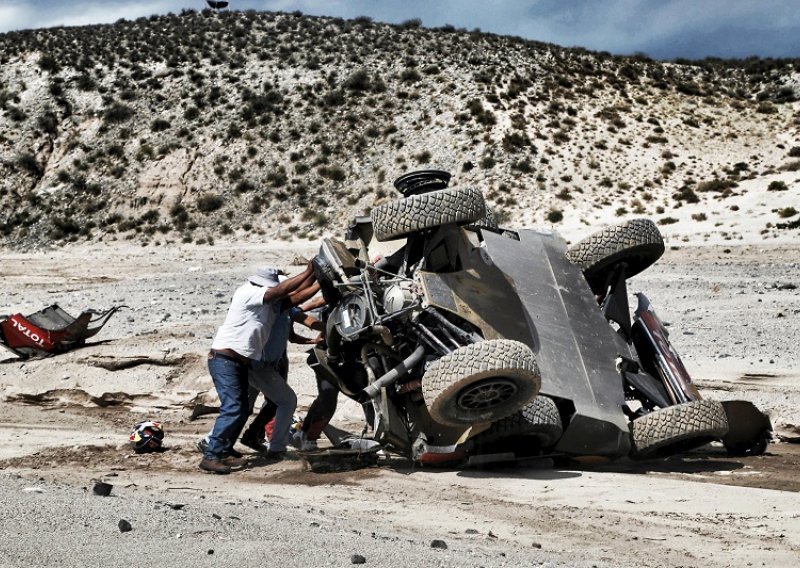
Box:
[1,236,799,568]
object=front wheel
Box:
[567,218,664,294]
[423,339,540,427]
[630,400,729,458]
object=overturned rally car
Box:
[309,170,770,465]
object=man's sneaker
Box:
[199,458,231,474]
[240,435,268,454]
[291,430,318,452]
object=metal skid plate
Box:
[480,229,632,457]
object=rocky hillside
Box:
[1,9,799,248]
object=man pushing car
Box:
[200,262,318,474]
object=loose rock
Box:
[350,554,366,564]
[430,539,448,550]
[118,519,132,533]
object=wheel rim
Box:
[456,378,518,411]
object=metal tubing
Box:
[362,345,426,400]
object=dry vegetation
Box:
[0,9,799,247]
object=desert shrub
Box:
[462,161,474,172]
[546,209,563,223]
[615,207,628,216]
[104,103,134,123]
[8,105,27,122]
[502,132,531,152]
[466,99,495,126]
[49,217,81,239]
[788,147,800,158]
[343,69,371,91]
[75,73,96,91]
[697,179,736,193]
[414,150,432,164]
[400,68,422,83]
[512,159,533,173]
[673,186,699,203]
[691,213,707,221]
[780,161,800,172]
[15,153,42,177]
[756,102,778,114]
[37,109,58,135]
[323,90,345,107]
[184,106,200,120]
[196,193,224,213]
[777,207,797,218]
[658,217,679,225]
[767,180,788,191]
[151,118,171,132]
[676,82,703,96]
[318,165,346,182]
[480,156,496,169]
[400,18,422,29]
[236,179,256,193]
[38,54,60,73]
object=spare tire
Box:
[423,339,540,427]
[470,206,499,230]
[567,218,664,294]
[630,399,729,458]
[371,187,486,242]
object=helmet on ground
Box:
[129,420,164,453]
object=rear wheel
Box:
[630,400,729,458]
[423,339,540,427]
[474,395,563,448]
[567,218,664,294]
[371,187,486,242]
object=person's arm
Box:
[289,328,324,345]
[285,280,320,308]
[291,309,325,332]
[298,293,326,312]
[262,262,315,304]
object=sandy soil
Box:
[1,239,799,567]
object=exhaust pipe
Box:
[361,345,426,400]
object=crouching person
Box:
[200,263,318,474]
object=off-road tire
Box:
[371,187,486,242]
[470,206,499,230]
[423,339,540,427]
[567,218,665,294]
[474,395,563,447]
[630,400,729,458]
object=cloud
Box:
[0,1,197,33]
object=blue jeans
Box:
[204,353,250,460]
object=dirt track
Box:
[1,241,800,567]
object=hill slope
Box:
[1,9,798,248]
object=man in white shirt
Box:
[200,263,318,474]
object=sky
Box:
[1,0,799,60]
